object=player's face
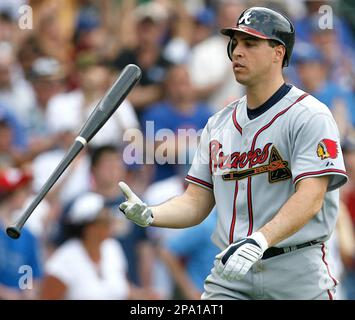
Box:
[230,33,277,85]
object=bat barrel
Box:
[6,140,84,239]
[79,64,141,142]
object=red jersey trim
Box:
[185,175,213,190]
[229,181,239,244]
[321,243,338,301]
[232,100,242,135]
[293,169,347,185]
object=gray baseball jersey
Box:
[186,85,347,250]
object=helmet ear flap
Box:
[227,38,234,61]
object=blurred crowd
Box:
[0,0,355,300]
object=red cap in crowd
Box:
[0,168,32,196]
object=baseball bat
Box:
[6,64,142,239]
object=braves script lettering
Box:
[209,140,272,173]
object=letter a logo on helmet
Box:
[317,139,338,160]
[238,11,252,25]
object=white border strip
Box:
[75,136,88,147]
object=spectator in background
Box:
[141,64,211,182]
[0,118,14,168]
[0,167,43,299]
[113,1,171,116]
[294,0,355,57]
[24,57,66,157]
[0,0,27,21]
[328,201,355,299]
[0,110,28,167]
[31,0,73,65]
[292,42,354,140]
[89,145,156,297]
[187,0,245,112]
[0,41,36,124]
[143,171,187,299]
[0,6,29,54]
[0,10,16,44]
[308,14,355,91]
[342,138,355,227]
[46,57,139,148]
[27,57,66,138]
[16,36,43,80]
[41,192,129,300]
[159,209,219,300]
[31,113,91,208]
[340,138,355,299]
[163,5,216,64]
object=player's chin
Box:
[234,74,250,85]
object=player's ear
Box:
[273,45,286,65]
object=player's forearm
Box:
[258,177,329,247]
[150,184,215,228]
[151,192,210,228]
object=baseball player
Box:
[119,7,348,300]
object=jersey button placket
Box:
[242,127,250,150]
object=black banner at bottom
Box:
[0,299,347,319]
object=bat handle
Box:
[6,139,85,239]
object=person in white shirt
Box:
[46,61,139,148]
[41,192,129,300]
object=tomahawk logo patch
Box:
[317,139,338,160]
[222,146,292,183]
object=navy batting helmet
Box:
[221,7,295,67]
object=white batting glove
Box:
[118,181,154,227]
[215,232,268,281]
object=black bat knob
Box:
[6,226,21,239]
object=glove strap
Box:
[249,232,268,253]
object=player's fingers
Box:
[119,202,128,211]
[131,202,144,215]
[119,202,128,212]
[119,181,142,203]
[227,259,244,281]
[235,265,249,280]
[239,263,252,278]
[118,181,134,200]
[215,248,228,261]
[215,260,225,275]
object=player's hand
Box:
[118,181,154,227]
[215,232,268,281]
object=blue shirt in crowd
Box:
[141,101,211,182]
[312,80,355,125]
[106,195,150,286]
[0,103,28,150]
[0,223,43,289]
[166,210,219,292]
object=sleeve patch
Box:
[317,139,338,160]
